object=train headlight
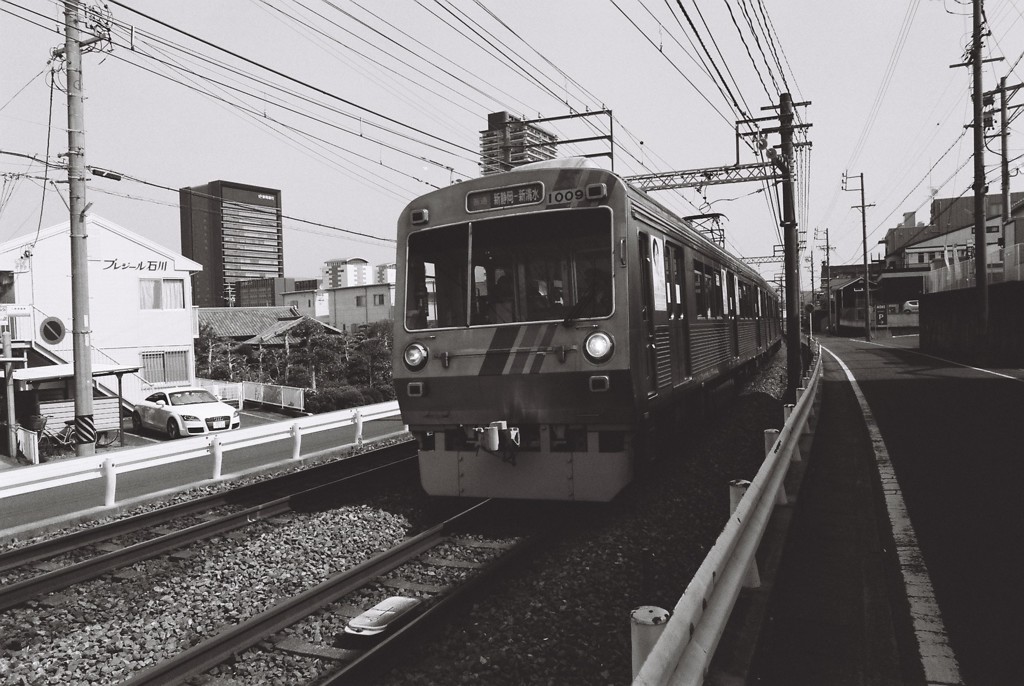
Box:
[583,331,614,363]
[403,342,429,371]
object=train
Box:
[392,158,782,501]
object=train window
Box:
[471,208,611,324]
[406,225,468,330]
[694,260,723,318]
[670,244,685,318]
[726,271,737,316]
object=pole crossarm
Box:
[625,162,783,191]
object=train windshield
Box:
[405,207,612,330]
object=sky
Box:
[1,0,1022,291]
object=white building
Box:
[0,214,201,405]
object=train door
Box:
[667,242,688,381]
[637,232,657,396]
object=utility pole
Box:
[776,93,802,400]
[844,173,874,342]
[63,2,96,456]
[823,227,833,334]
[808,249,815,335]
[971,0,988,342]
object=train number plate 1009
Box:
[466,182,544,212]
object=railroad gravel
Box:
[0,351,790,685]
[368,349,790,686]
[0,506,409,685]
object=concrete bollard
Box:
[211,435,223,479]
[630,605,670,678]
[103,457,116,508]
[730,479,761,588]
[290,422,302,460]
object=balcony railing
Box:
[924,244,1023,293]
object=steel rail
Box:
[0,497,292,613]
[320,531,543,685]
[121,500,494,686]
[0,447,417,611]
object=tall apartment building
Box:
[479,111,557,176]
[179,181,283,307]
[376,263,396,285]
[320,257,369,289]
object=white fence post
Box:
[103,457,116,508]
[211,435,223,479]
[630,605,670,678]
[353,409,363,446]
[730,479,761,588]
[291,422,302,460]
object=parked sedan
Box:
[132,387,241,439]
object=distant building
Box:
[179,181,283,307]
[197,305,342,347]
[234,276,319,307]
[286,283,394,333]
[321,258,369,289]
[376,263,396,285]
[480,111,557,175]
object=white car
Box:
[132,387,241,439]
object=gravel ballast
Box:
[0,349,789,685]
[370,349,789,686]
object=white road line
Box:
[822,344,963,686]
[844,338,1023,382]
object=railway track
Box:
[120,499,543,685]
[0,442,417,612]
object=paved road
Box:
[751,335,1023,686]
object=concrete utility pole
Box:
[64,2,96,456]
[777,93,802,398]
[971,0,988,341]
[823,227,832,334]
[844,173,874,342]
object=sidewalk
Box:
[745,348,926,685]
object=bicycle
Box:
[38,417,121,458]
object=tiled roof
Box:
[240,317,344,346]
[197,306,299,339]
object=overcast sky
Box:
[2,0,1022,287]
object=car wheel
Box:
[132,412,143,432]
[166,419,181,439]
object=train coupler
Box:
[474,420,521,457]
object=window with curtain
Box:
[140,279,186,310]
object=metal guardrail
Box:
[632,342,823,685]
[0,401,403,506]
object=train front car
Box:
[394,160,636,501]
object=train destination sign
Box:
[466,182,543,212]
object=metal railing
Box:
[0,401,402,512]
[925,244,1023,293]
[195,379,306,412]
[632,342,822,685]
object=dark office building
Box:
[179,181,283,307]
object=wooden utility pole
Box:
[64,1,96,456]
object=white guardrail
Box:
[0,401,404,507]
[633,341,823,686]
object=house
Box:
[0,214,202,418]
[284,283,395,334]
[197,306,344,346]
